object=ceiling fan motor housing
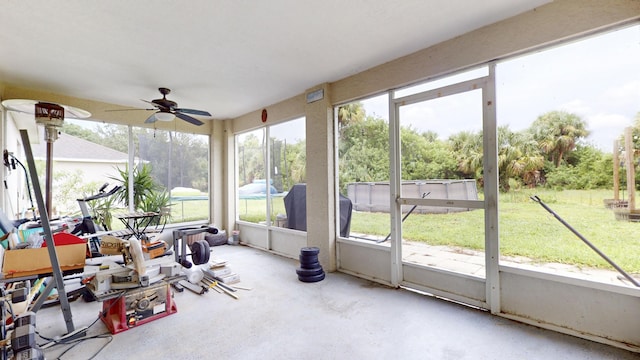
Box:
[153,88,177,110]
[142,87,210,126]
[152,98,177,110]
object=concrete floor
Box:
[34,245,639,360]
[401,241,634,286]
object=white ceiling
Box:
[0,1,549,120]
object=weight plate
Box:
[300,261,321,270]
[200,240,211,263]
[300,247,320,256]
[191,240,211,265]
[190,241,204,265]
[199,240,210,264]
[296,266,324,277]
[298,272,326,283]
[299,254,319,264]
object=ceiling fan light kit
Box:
[154,111,176,122]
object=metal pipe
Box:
[530,195,640,287]
[46,140,54,216]
[378,192,430,243]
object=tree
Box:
[61,122,100,141]
[545,144,612,190]
[337,102,366,131]
[529,111,589,167]
[401,127,458,180]
[238,133,265,186]
[497,126,544,191]
[63,123,210,192]
[450,126,545,192]
[281,140,306,191]
[450,131,483,182]
[338,115,389,193]
[616,111,640,152]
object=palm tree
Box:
[451,131,484,184]
[337,102,366,131]
[450,127,545,191]
[530,111,589,167]
[498,126,545,191]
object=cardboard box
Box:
[217,272,240,284]
[209,266,232,278]
[0,243,86,278]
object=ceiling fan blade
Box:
[175,112,204,126]
[104,108,154,112]
[144,113,158,124]
[141,99,163,109]
[174,108,211,117]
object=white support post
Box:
[484,62,500,314]
[389,94,402,286]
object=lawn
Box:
[237,189,640,273]
[168,199,210,223]
[237,196,287,224]
[353,188,640,273]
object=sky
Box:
[361,24,640,153]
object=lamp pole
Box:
[35,102,65,216]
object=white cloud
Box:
[584,113,632,151]
[588,113,630,128]
[559,99,592,117]
[601,80,640,109]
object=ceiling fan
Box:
[141,87,211,126]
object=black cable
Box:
[53,332,113,360]
[5,153,36,221]
[35,290,125,360]
[36,324,113,359]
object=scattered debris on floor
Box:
[172,258,249,300]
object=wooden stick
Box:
[230,285,252,291]
[215,284,239,299]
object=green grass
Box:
[350,188,640,273]
[238,198,287,224]
[168,189,209,223]
[205,189,640,272]
[168,199,209,223]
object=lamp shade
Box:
[155,111,175,122]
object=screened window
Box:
[495,24,640,284]
[337,94,390,241]
[236,117,306,226]
[43,120,211,229]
